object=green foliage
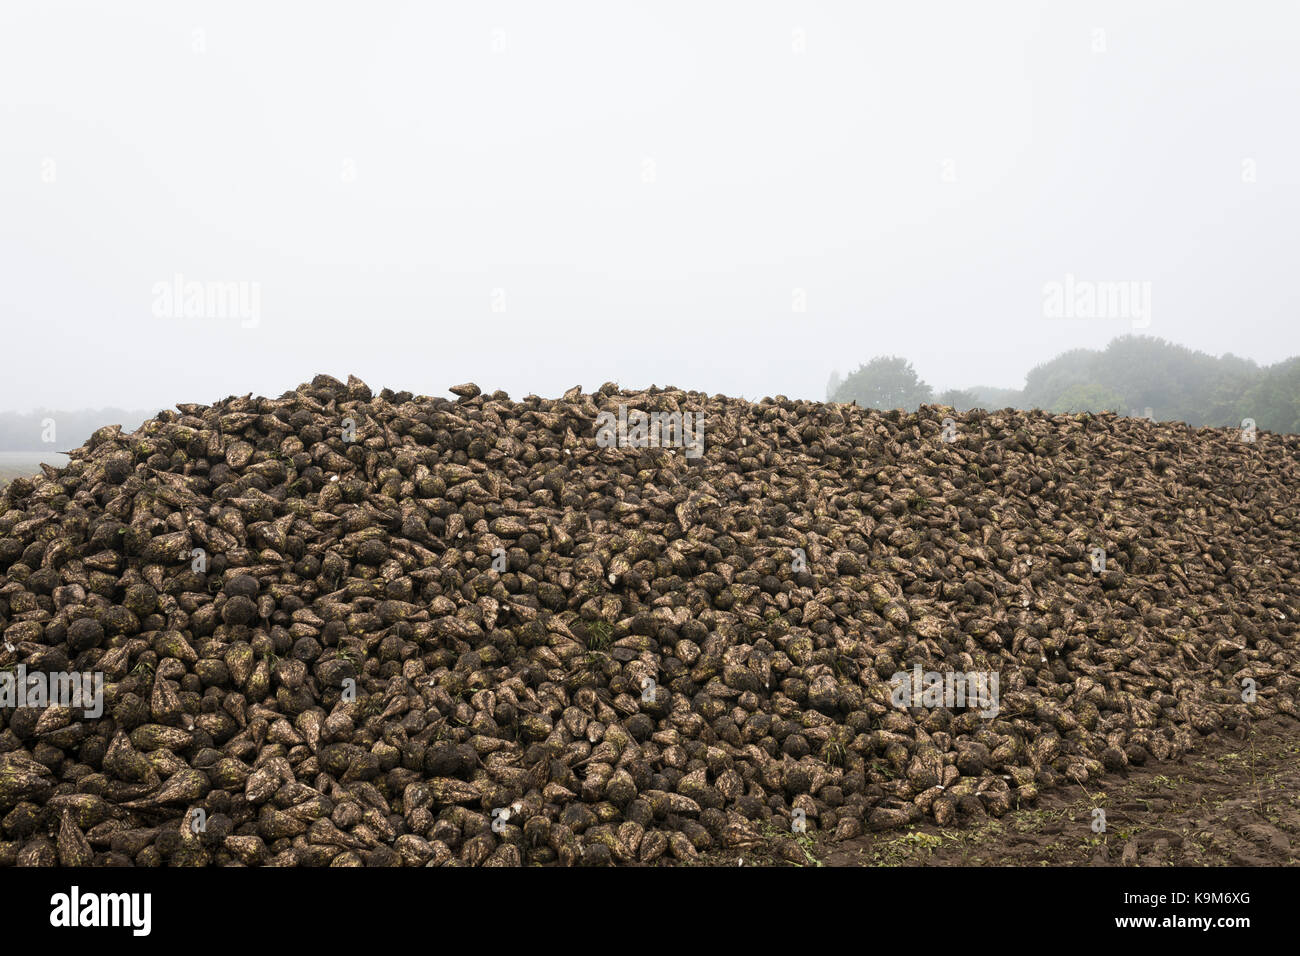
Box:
[585,619,613,651]
[832,356,933,411]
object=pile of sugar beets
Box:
[1,374,1298,866]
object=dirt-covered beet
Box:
[0,374,1297,866]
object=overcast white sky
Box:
[2,1,1297,411]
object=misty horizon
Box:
[3,2,1298,412]
[0,330,1285,417]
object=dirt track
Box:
[695,715,1300,867]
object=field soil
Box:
[692,715,1300,867]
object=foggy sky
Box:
[2,1,1298,412]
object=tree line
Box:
[828,336,1300,433]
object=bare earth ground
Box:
[690,715,1300,867]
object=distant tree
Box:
[1020,336,1265,428]
[832,356,933,410]
[1090,336,1198,424]
[1021,348,1098,410]
[1048,383,1126,414]
[967,385,1025,409]
[826,369,842,401]
[1204,352,1262,426]
[829,336,1300,431]
[1242,357,1300,434]
[935,388,982,411]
